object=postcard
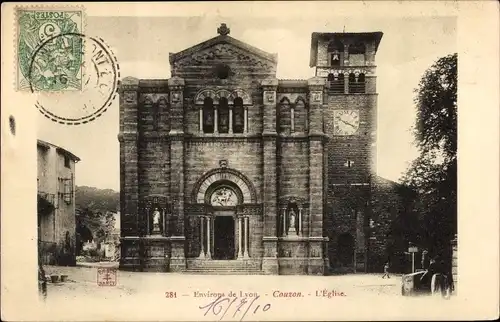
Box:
[1,1,499,321]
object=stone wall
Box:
[184,140,262,202]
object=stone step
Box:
[184,270,264,275]
[186,268,261,271]
[186,259,260,270]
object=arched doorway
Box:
[337,233,355,267]
[193,167,257,261]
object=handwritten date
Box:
[199,295,271,321]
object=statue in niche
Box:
[152,208,161,234]
[288,208,297,235]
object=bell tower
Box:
[310,32,383,272]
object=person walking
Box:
[382,261,390,279]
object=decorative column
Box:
[199,108,203,133]
[198,216,205,259]
[282,208,287,237]
[163,207,169,236]
[244,217,250,258]
[229,108,233,134]
[238,217,243,259]
[290,108,295,133]
[214,107,218,133]
[298,207,302,236]
[206,216,211,259]
[161,208,166,236]
[243,108,248,133]
[145,207,150,235]
[307,76,327,275]
[261,78,279,274]
[168,76,186,271]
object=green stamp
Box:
[17,9,83,91]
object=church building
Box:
[118,24,400,275]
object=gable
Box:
[169,35,278,71]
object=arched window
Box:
[155,98,167,131]
[218,97,229,133]
[328,40,344,67]
[348,73,365,94]
[203,97,214,133]
[278,98,291,135]
[328,73,345,94]
[233,97,244,133]
[348,42,366,66]
[294,98,307,133]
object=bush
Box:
[79,248,105,261]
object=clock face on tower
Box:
[334,110,360,135]
[210,187,239,206]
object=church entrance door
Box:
[213,214,235,260]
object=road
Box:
[36,263,457,321]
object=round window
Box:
[214,64,231,79]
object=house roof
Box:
[309,32,383,67]
[37,139,81,162]
[169,34,278,65]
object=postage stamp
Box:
[16,7,84,92]
[97,268,117,286]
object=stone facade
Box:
[37,140,79,266]
[118,25,402,275]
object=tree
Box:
[75,186,119,213]
[76,208,116,246]
[402,53,457,258]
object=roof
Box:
[309,32,383,67]
[169,34,278,65]
[37,139,81,162]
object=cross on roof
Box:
[217,23,230,36]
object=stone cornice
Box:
[168,131,185,141]
[327,93,379,98]
[278,79,308,87]
[308,132,327,141]
[139,79,169,87]
[236,203,263,216]
[187,134,262,143]
[118,132,139,142]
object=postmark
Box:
[30,33,120,125]
[16,8,84,91]
[97,268,117,286]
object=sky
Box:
[37,15,457,191]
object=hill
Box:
[75,185,119,213]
